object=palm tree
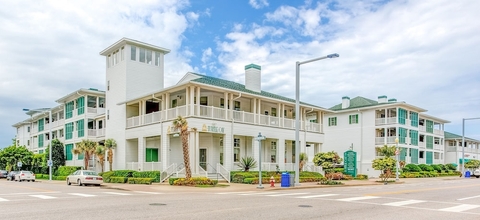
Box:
[73,140,97,169]
[376,145,396,158]
[299,152,308,172]
[104,138,117,171]
[95,145,106,172]
[172,116,191,179]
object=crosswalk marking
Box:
[30,195,56,199]
[383,200,425,207]
[337,196,379,202]
[133,191,163,195]
[266,192,309,197]
[0,198,9,202]
[239,192,277,196]
[439,204,480,212]
[296,194,338,199]
[102,192,131,196]
[216,191,255,195]
[68,193,96,197]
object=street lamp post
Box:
[256,132,266,189]
[295,53,339,186]
[462,117,480,176]
[23,108,53,181]
[395,138,399,182]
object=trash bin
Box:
[290,173,295,187]
[281,172,290,187]
[465,170,471,178]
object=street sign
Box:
[17,162,22,167]
[48,160,53,167]
[344,150,357,177]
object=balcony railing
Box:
[375,117,396,125]
[126,104,322,133]
[433,129,443,135]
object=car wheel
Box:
[27,180,30,182]
[32,180,35,182]
[67,179,71,185]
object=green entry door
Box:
[146,148,159,162]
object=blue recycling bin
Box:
[465,170,471,178]
[281,172,290,187]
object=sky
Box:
[1,0,479,148]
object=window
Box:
[59,129,64,137]
[200,97,208,106]
[107,110,109,120]
[398,108,407,125]
[220,98,225,108]
[234,101,240,110]
[399,127,407,144]
[271,108,277,117]
[234,138,240,162]
[38,118,44,132]
[409,130,418,146]
[426,135,433,149]
[146,49,152,64]
[155,51,160,66]
[434,152,440,159]
[66,101,74,119]
[77,96,85,115]
[146,148,159,162]
[107,55,111,68]
[27,140,30,146]
[77,119,84,138]
[426,120,434,133]
[27,126,30,132]
[99,97,105,108]
[410,112,418,127]
[284,110,287,117]
[121,47,124,61]
[38,134,44,148]
[107,81,110,91]
[139,47,145,62]
[328,117,337,126]
[349,114,358,124]
[172,99,177,108]
[130,46,137,61]
[65,122,74,140]
[270,142,277,163]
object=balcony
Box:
[126,104,322,133]
[375,117,396,125]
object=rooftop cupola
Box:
[342,96,350,109]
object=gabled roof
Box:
[188,73,329,110]
[445,131,480,142]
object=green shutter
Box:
[38,118,44,132]
[77,97,85,115]
[400,147,407,161]
[409,130,418,146]
[38,134,44,148]
[426,151,433,164]
[398,108,406,125]
[78,153,84,160]
[399,127,407,144]
[410,149,418,164]
[77,119,84,138]
[146,148,159,162]
[65,101,74,119]
[66,144,73,160]
[426,135,433,149]
[426,120,434,133]
[410,112,418,127]
[66,122,73,140]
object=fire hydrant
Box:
[270,176,275,187]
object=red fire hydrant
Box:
[270,176,275,187]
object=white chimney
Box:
[342,96,350,109]
[245,64,261,93]
[378,95,387,103]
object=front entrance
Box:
[200,148,207,171]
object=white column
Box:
[278,138,286,171]
[225,92,229,120]
[224,131,233,171]
[138,137,145,171]
[164,93,169,120]
[253,98,257,123]
[189,130,196,174]
[190,86,195,116]
[161,125,170,169]
[196,87,201,115]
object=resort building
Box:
[323,96,450,177]
[444,131,480,166]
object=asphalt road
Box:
[1,178,480,220]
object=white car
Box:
[15,171,36,182]
[67,170,103,186]
[472,169,480,178]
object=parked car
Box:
[67,170,103,186]
[15,171,36,182]
[0,170,7,178]
[471,169,480,178]
[6,171,19,181]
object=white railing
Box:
[419,158,426,164]
[375,137,385,145]
[387,136,396,144]
[217,163,230,183]
[87,107,97,114]
[167,105,187,120]
[419,142,426,148]
[434,129,443,135]
[175,163,186,177]
[434,144,443,150]
[160,163,177,183]
[126,162,139,171]
[283,118,295,129]
[88,129,96,137]
[143,162,162,171]
[387,117,397,124]
[261,162,278,171]
[284,163,295,171]
[304,164,322,173]
[97,128,105,137]
[144,111,163,124]
[419,125,426,132]
[126,115,141,128]
[198,164,208,178]
[375,117,397,125]
[305,122,321,132]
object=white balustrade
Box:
[375,137,385,145]
[88,129,96,137]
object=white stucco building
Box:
[444,131,480,166]
[323,96,450,177]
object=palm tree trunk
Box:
[108,150,113,171]
[181,129,192,179]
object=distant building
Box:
[323,96,449,177]
[444,131,480,166]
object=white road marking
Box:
[337,196,379,202]
[296,194,338,199]
[439,204,480,212]
[133,191,163,195]
[266,192,309,197]
[216,191,254,195]
[30,195,56,199]
[383,200,425,207]
[68,193,97,197]
[0,198,9,202]
[239,192,277,196]
[102,192,131,196]
[457,195,480,201]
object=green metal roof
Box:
[329,96,390,111]
[189,73,325,109]
[445,131,480,142]
[245,64,261,70]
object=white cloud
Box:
[249,0,269,9]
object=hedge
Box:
[109,177,128,183]
[112,170,136,177]
[127,178,153,185]
[56,166,82,176]
[99,171,115,183]
[132,171,160,182]
[172,177,218,186]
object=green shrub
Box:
[169,178,180,185]
[127,178,153,185]
[132,171,160,182]
[110,177,127,183]
[231,172,256,183]
[56,166,82,176]
[431,164,442,172]
[112,170,137,177]
[99,171,115,183]
[446,163,457,171]
[55,176,67,181]
[404,164,421,172]
[35,174,48,180]
[172,177,217,186]
[354,174,368,180]
[299,171,323,178]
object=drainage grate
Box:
[298,205,312,208]
[149,203,167,206]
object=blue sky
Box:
[1,0,479,148]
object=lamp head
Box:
[327,53,340,59]
[395,138,399,144]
